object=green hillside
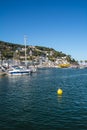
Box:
[0,40,77,64]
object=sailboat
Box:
[7,36,31,75]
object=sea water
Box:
[0,68,87,130]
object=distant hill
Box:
[0,40,77,64]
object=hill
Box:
[0,40,78,66]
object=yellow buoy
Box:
[57,88,63,95]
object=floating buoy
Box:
[57,88,63,95]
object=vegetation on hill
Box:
[0,40,77,64]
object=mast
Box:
[24,35,27,66]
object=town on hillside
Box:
[0,40,87,74]
[0,40,79,68]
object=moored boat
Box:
[7,65,31,75]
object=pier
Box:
[0,72,6,76]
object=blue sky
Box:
[1,0,87,61]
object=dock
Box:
[0,72,7,76]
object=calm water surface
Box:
[0,68,87,130]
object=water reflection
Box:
[57,95,63,103]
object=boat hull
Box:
[8,71,31,75]
[7,66,31,76]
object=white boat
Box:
[7,66,31,75]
